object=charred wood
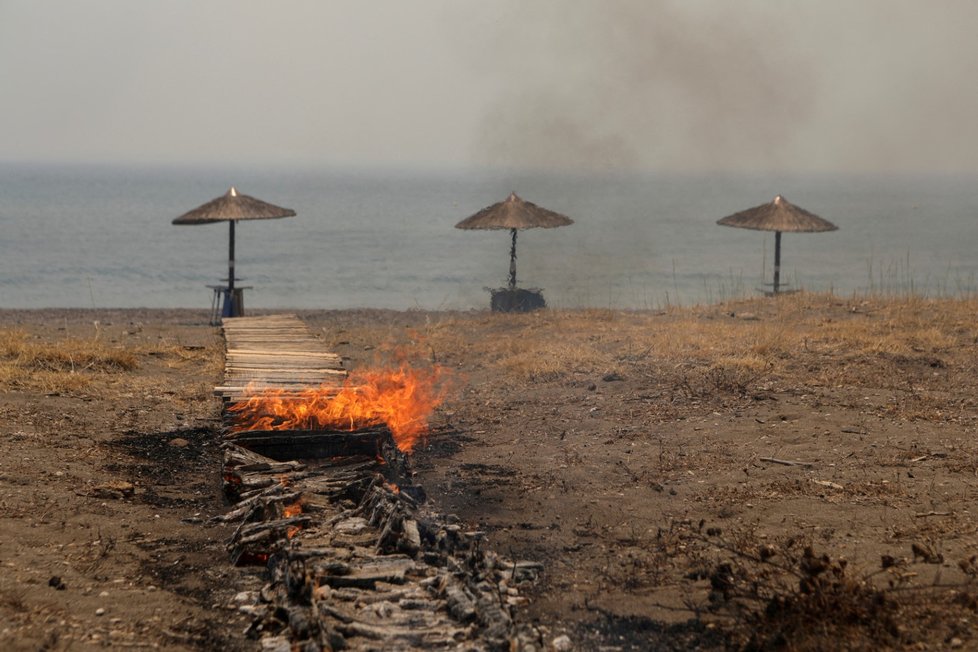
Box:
[217,421,539,649]
[224,427,385,462]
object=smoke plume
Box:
[466,0,814,172]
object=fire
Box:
[282,501,303,539]
[229,363,451,454]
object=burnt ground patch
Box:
[105,424,253,642]
[412,426,474,464]
[573,613,728,651]
[106,426,221,473]
[102,426,224,504]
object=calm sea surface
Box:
[2,163,977,310]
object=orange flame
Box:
[229,364,451,454]
[283,501,303,539]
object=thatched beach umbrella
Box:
[717,194,837,294]
[173,187,295,317]
[455,192,573,290]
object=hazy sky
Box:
[3,1,978,174]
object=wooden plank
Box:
[216,382,344,393]
[216,313,348,402]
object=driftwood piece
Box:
[313,556,415,589]
[212,488,301,523]
[401,519,422,555]
[235,517,312,543]
[445,583,477,622]
[238,459,306,474]
[759,456,814,468]
[333,620,462,646]
[811,479,844,491]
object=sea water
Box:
[1,162,977,310]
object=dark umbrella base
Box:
[210,287,247,325]
[489,288,546,313]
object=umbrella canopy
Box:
[716,194,837,233]
[173,186,296,224]
[173,187,296,317]
[456,192,573,290]
[717,195,837,294]
[455,192,574,231]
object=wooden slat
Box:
[216,314,348,402]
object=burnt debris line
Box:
[212,314,542,650]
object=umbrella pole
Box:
[227,220,236,316]
[509,228,518,290]
[773,230,782,294]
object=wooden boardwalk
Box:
[213,314,346,403]
[211,314,537,649]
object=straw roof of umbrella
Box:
[172,187,295,225]
[455,192,573,230]
[716,195,837,233]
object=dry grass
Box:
[405,292,978,421]
[317,292,978,420]
[0,329,141,393]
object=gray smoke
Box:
[466,0,815,171]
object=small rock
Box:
[48,576,66,590]
[552,634,573,651]
[168,437,190,448]
[95,608,106,617]
[601,372,624,382]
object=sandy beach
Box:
[2,295,978,650]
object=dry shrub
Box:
[694,530,978,650]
